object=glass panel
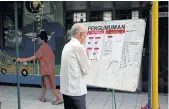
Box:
[65,1,87,10]
[131,1,140,8]
[159,17,168,93]
[73,12,86,22]
[0,13,3,49]
[66,19,73,30]
[115,1,132,9]
[65,11,74,30]
[115,10,132,20]
[159,1,168,12]
[90,11,103,21]
[141,9,150,19]
[141,1,150,7]
[90,1,113,9]
[2,1,24,49]
[103,11,112,21]
[65,12,74,30]
[115,1,140,9]
[132,10,139,19]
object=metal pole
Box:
[33,21,36,74]
[14,2,21,109]
[112,90,117,109]
[111,6,116,109]
[152,1,159,109]
[148,8,152,108]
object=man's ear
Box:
[80,32,82,36]
[79,32,83,38]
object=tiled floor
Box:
[0,85,168,109]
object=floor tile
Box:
[1,101,13,108]
[103,100,121,109]
[0,85,167,109]
[119,106,136,109]
[23,104,42,109]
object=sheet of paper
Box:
[92,48,100,60]
[85,34,104,61]
[86,47,93,60]
[101,35,113,60]
[94,36,102,47]
[85,35,94,48]
[101,33,124,61]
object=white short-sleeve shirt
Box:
[60,38,91,96]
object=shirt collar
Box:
[71,37,80,44]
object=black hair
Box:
[37,30,48,42]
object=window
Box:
[115,10,132,20]
[0,13,2,49]
[90,1,113,10]
[132,10,139,19]
[159,1,168,12]
[141,1,151,8]
[65,1,87,10]
[159,17,168,93]
[73,12,86,23]
[0,2,24,49]
[103,11,112,21]
[115,1,140,9]
[65,12,74,30]
[90,11,103,21]
[131,1,140,8]
[116,10,139,20]
[65,11,87,31]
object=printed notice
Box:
[87,48,93,60]
[102,34,124,61]
[94,36,102,47]
[85,34,104,61]
[111,33,124,61]
[85,36,94,48]
[93,48,101,60]
[102,36,113,59]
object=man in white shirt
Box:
[60,23,91,109]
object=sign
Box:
[82,19,146,92]
[84,22,125,61]
[159,12,168,17]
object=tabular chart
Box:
[85,34,104,61]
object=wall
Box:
[3,1,64,58]
[24,1,64,26]
[54,1,64,26]
[0,2,64,85]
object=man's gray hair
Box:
[71,23,85,37]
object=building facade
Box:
[0,1,168,93]
[63,1,168,93]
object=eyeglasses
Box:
[80,32,86,36]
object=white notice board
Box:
[82,19,146,92]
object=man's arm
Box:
[76,46,91,75]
